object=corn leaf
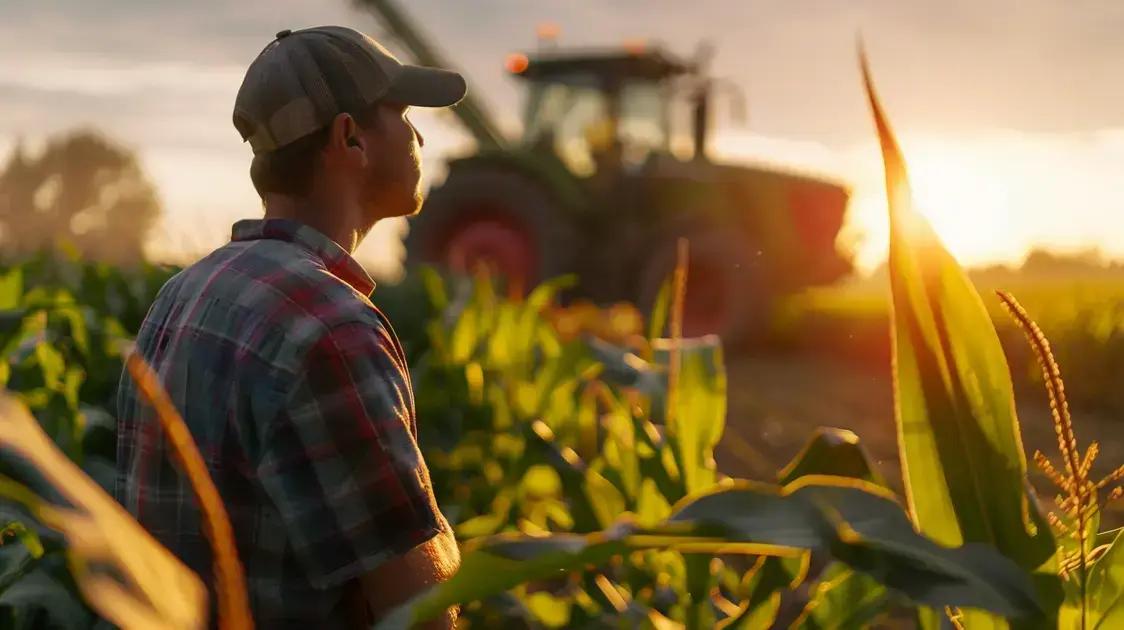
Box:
[663,477,1043,619]
[585,468,627,529]
[382,477,1043,627]
[861,51,1059,627]
[652,336,726,494]
[0,268,22,310]
[0,560,93,628]
[379,534,630,628]
[777,427,884,487]
[778,427,889,629]
[0,531,41,595]
[797,564,889,630]
[0,394,206,629]
[648,278,672,341]
[1090,527,1124,628]
[719,554,808,630]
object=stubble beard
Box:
[409,182,423,216]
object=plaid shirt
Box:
[115,218,443,628]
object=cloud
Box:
[7,0,1124,144]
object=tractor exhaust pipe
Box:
[692,85,710,162]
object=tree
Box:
[0,130,161,265]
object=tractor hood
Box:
[639,156,854,288]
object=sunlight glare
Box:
[908,145,1017,265]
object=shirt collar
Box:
[231,218,376,296]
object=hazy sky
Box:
[4,0,1124,275]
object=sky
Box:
[3,0,1124,277]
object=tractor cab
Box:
[363,0,851,343]
[506,47,702,176]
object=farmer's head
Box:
[233,27,465,224]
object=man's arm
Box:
[256,320,459,626]
[346,524,460,627]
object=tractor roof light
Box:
[505,52,530,74]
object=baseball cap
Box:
[233,26,467,154]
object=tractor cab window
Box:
[524,76,611,177]
[524,75,671,176]
[618,80,668,168]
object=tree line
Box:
[0,130,160,265]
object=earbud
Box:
[346,136,360,148]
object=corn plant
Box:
[862,48,1124,629]
[0,252,1047,630]
[373,260,1045,629]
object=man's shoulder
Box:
[175,239,389,344]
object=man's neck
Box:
[261,193,372,254]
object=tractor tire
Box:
[636,228,771,347]
[405,167,577,296]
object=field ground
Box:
[719,351,1124,528]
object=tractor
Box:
[357,0,852,343]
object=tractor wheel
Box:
[637,229,770,346]
[405,167,576,296]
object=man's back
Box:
[116,219,443,627]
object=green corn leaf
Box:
[684,553,715,630]
[418,265,449,312]
[657,478,1043,620]
[33,343,65,390]
[380,534,631,628]
[524,274,577,314]
[586,337,665,396]
[524,590,572,627]
[0,268,22,310]
[797,563,889,630]
[52,306,89,357]
[523,420,601,532]
[1100,602,1124,630]
[0,521,44,559]
[1096,528,1123,549]
[585,468,627,530]
[0,561,93,628]
[1089,527,1124,628]
[652,336,726,495]
[861,51,1059,627]
[384,477,1043,627]
[449,299,480,364]
[777,427,885,487]
[0,531,42,595]
[603,404,641,498]
[575,383,599,463]
[777,427,890,630]
[635,478,672,528]
[0,395,206,629]
[720,554,808,630]
[647,277,672,342]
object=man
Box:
[115,26,464,628]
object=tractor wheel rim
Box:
[443,219,536,296]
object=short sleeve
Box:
[256,320,443,589]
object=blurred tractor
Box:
[357,0,852,344]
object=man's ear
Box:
[326,112,367,166]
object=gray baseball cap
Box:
[233,26,467,154]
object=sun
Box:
[842,139,1026,272]
[906,146,1017,267]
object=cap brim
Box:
[384,65,467,108]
